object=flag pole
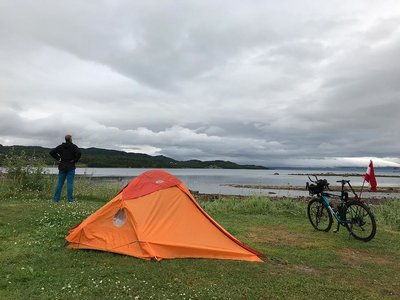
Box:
[359,179,365,199]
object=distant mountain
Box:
[0,144,268,169]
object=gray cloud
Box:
[1,0,400,167]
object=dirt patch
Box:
[268,258,321,274]
[290,264,321,274]
[249,225,319,249]
[339,248,400,268]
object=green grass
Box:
[1,178,399,299]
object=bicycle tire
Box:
[344,201,376,242]
[307,198,333,232]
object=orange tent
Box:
[66,170,264,262]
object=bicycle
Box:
[305,176,376,242]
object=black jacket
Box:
[50,142,81,172]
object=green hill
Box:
[0,144,267,169]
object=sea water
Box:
[45,167,400,198]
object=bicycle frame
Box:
[309,177,362,226]
[319,192,348,225]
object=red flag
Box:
[364,160,377,192]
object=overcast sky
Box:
[1,1,400,168]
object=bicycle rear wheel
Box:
[344,201,376,242]
[307,198,333,232]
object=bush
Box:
[2,148,49,192]
[199,195,305,217]
[375,200,400,231]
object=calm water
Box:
[46,167,400,198]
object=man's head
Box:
[65,134,72,143]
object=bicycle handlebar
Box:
[306,177,360,201]
[336,180,350,184]
[308,175,319,183]
[306,176,329,194]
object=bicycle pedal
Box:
[333,229,339,233]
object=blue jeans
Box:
[54,169,75,203]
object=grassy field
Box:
[1,178,399,299]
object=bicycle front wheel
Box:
[344,201,376,242]
[307,198,333,232]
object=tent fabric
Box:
[66,170,264,262]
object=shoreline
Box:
[222,183,400,193]
[289,172,400,178]
[193,191,397,205]
[192,183,400,205]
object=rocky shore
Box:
[222,183,400,193]
[289,172,400,178]
[192,184,400,205]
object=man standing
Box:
[50,134,81,203]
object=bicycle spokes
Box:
[345,201,376,242]
[307,199,333,232]
[350,206,367,227]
